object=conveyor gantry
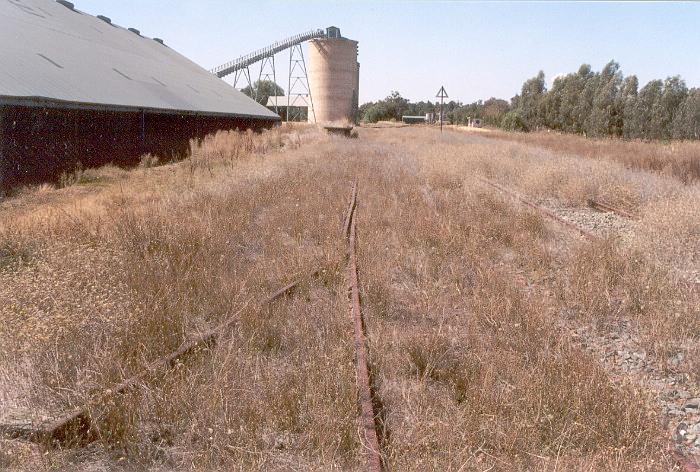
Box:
[210,29,327,78]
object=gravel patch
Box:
[540,198,637,241]
[566,320,700,461]
[543,196,700,285]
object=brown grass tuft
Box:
[1,125,695,470]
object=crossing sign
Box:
[436,86,448,133]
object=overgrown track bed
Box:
[3,126,699,470]
[1,127,364,470]
[588,199,638,220]
[1,173,387,471]
[2,177,386,471]
[475,172,700,470]
[343,182,383,471]
[478,173,700,292]
[476,175,598,240]
[0,271,320,446]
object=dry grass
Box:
[429,128,699,376]
[440,128,700,287]
[1,126,360,470]
[1,125,696,470]
[466,127,700,184]
[558,238,700,360]
[350,147,666,470]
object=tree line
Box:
[358,91,509,128]
[511,61,700,139]
[359,61,700,140]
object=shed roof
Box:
[266,95,311,108]
[0,0,279,120]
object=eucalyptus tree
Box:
[672,88,700,139]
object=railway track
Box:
[0,270,320,446]
[673,446,700,472]
[476,176,598,240]
[4,173,695,470]
[2,184,386,470]
[588,199,638,220]
[478,174,699,292]
[343,181,384,471]
[477,174,700,471]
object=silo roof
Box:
[0,0,279,120]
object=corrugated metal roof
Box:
[0,0,279,120]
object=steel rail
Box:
[479,176,698,293]
[342,182,358,239]
[476,176,599,240]
[0,271,320,445]
[588,199,638,220]
[477,175,700,284]
[478,175,699,469]
[344,182,383,472]
[670,446,700,472]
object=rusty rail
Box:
[478,177,700,292]
[0,272,317,446]
[588,199,638,220]
[476,176,599,240]
[478,176,700,469]
[342,182,358,239]
[670,446,700,472]
[344,181,383,471]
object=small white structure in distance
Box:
[467,117,482,128]
[266,95,315,121]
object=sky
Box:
[77,0,700,104]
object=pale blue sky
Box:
[77,1,699,104]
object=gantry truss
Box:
[211,29,328,122]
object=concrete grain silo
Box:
[307,27,359,124]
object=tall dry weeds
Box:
[1,125,694,470]
[468,127,700,184]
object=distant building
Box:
[401,116,426,125]
[266,95,312,121]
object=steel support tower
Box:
[211,29,328,121]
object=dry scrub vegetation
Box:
[1,125,698,470]
[420,127,700,381]
[451,127,700,284]
[466,127,700,184]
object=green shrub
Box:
[501,111,529,132]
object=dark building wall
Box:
[0,104,278,192]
